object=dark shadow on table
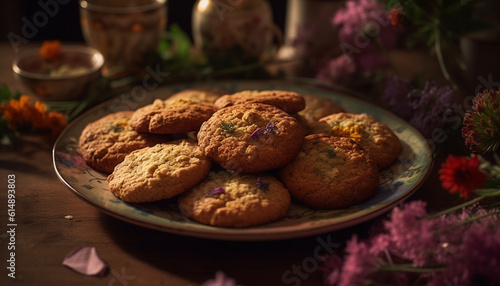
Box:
[98,211,373,286]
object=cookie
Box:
[178,171,290,227]
[165,88,225,104]
[214,90,306,114]
[197,103,305,173]
[297,94,345,133]
[280,134,379,209]
[311,112,401,169]
[78,111,168,173]
[107,139,212,203]
[129,98,218,134]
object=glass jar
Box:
[192,0,279,68]
[79,0,167,76]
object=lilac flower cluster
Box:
[316,55,356,86]
[322,201,500,286]
[313,0,399,84]
[383,76,456,138]
[332,0,397,51]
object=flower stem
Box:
[434,26,458,91]
[378,263,447,273]
[426,195,485,219]
[446,210,500,231]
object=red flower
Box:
[438,155,488,199]
[389,5,405,28]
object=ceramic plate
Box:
[53,80,432,241]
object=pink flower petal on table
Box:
[62,246,108,276]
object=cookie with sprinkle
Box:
[78,111,169,173]
[197,103,305,173]
[178,171,290,227]
[280,134,379,209]
[311,112,401,170]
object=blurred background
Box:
[0,0,288,42]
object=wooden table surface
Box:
[0,42,460,286]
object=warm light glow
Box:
[197,0,210,12]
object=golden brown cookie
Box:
[197,103,305,173]
[129,98,218,134]
[280,134,379,209]
[297,94,345,133]
[78,111,169,173]
[311,112,401,169]
[214,90,306,114]
[178,171,290,228]
[107,139,212,203]
[165,88,226,104]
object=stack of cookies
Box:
[78,88,401,228]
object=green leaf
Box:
[473,188,500,197]
[0,84,20,103]
[158,23,194,62]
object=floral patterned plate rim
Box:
[53,80,433,241]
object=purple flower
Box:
[256,177,270,191]
[323,254,344,286]
[337,236,379,286]
[250,128,265,139]
[407,82,456,138]
[461,220,500,284]
[383,201,441,266]
[332,0,398,50]
[316,55,356,84]
[210,187,225,196]
[384,78,457,138]
[383,75,413,120]
[250,121,279,139]
[265,121,278,134]
[427,210,500,286]
[323,198,500,286]
[368,233,391,255]
[202,271,240,286]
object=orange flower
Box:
[331,124,363,143]
[0,95,67,136]
[40,40,62,61]
[389,5,405,28]
[46,111,67,136]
